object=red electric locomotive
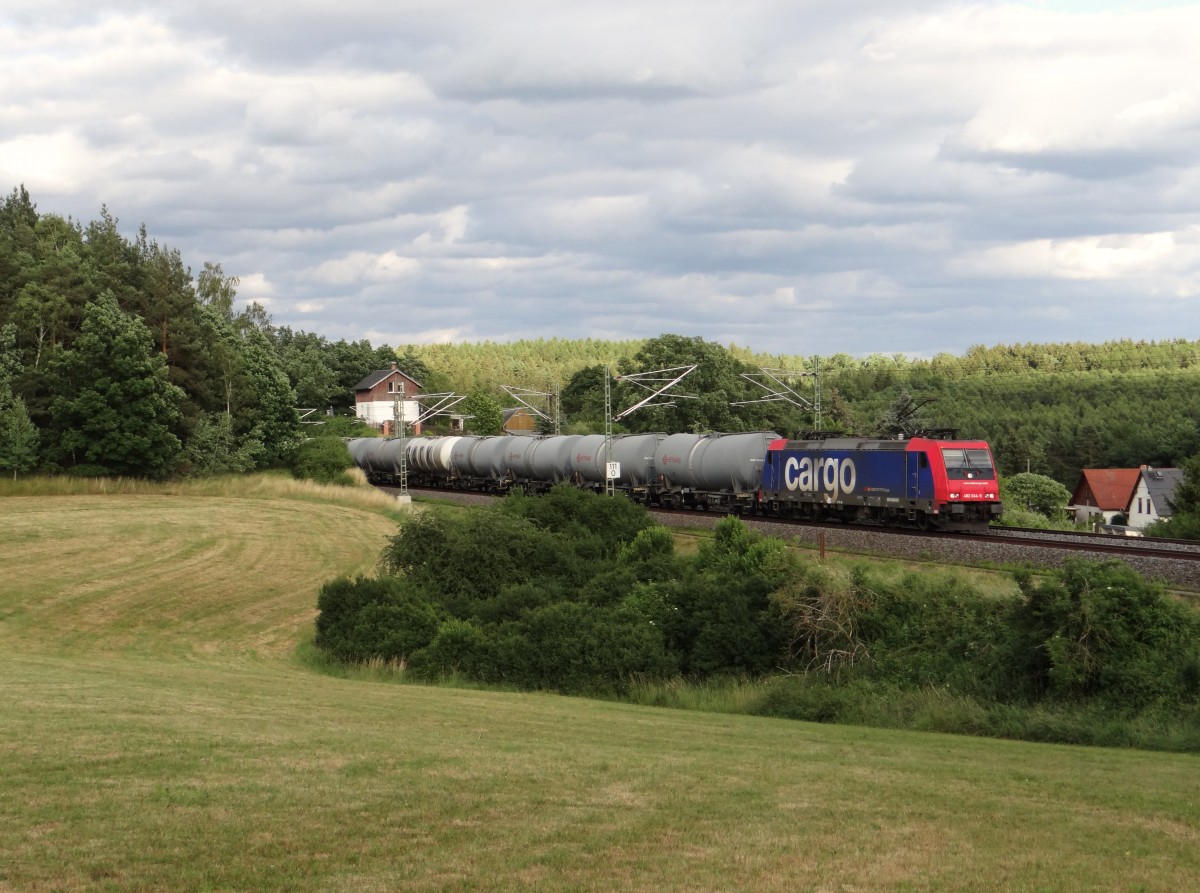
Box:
[759,434,1003,532]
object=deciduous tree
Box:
[463,389,503,435]
[1003,472,1072,520]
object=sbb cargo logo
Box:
[783,456,857,500]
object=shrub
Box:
[411,618,496,679]
[750,675,858,724]
[379,509,577,615]
[496,483,655,559]
[315,575,440,663]
[505,601,676,694]
[1145,512,1200,539]
[659,517,791,676]
[291,436,354,485]
[1013,559,1200,706]
[1002,472,1071,520]
[311,416,378,438]
[771,564,873,677]
[858,571,1020,698]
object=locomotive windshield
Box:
[940,448,994,480]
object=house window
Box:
[1138,497,1143,513]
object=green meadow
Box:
[1,480,1197,892]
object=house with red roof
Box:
[1068,468,1142,525]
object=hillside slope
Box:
[1,489,1197,892]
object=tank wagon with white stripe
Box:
[346,431,1003,531]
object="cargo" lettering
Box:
[783,456,857,500]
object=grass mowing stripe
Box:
[4,653,1197,892]
[1,483,1197,891]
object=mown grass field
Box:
[1,480,1197,892]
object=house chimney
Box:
[390,362,397,371]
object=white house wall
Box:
[356,399,420,426]
[1126,479,1159,530]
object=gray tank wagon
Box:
[374,437,410,477]
[608,433,664,490]
[527,434,583,484]
[449,436,482,481]
[407,436,460,478]
[565,435,606,483]
[348,437,410,478]
[656,432,777,509]
[501,436,543,483]
[463,436,514,484]
[346,437,388,474]
[551,433,662,493]
[344,431,777,509]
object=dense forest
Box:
[0,187,422,478]
[3,186,1200,496]
[403,337,1200,486]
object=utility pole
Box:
[604,366,615,497]
[812,356,822,430]
[604,364,699,496]
[393,393,410,505]
[389,389,468,503]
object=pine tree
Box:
[230,328,299,466]
[0,389,39,479]
[50,293,184,478]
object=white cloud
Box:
[4,1,1200,356]
[0,131,96,193]
[951,229,1200,287]
[311,251,421,285]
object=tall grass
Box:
[625,672,1200,752]
[0,471,409,517]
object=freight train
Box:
[347,431,1002,532]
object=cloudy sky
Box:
[3,1,1198,357]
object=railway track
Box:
[386,486,1200,588]
[997,525,1200,553]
